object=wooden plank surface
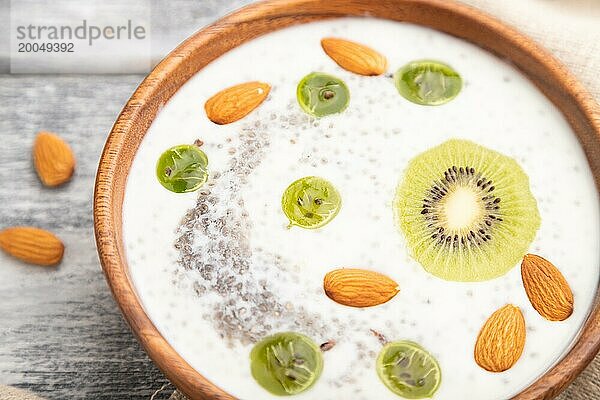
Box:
[0,75,176,399]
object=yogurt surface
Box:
[122,18,600,400]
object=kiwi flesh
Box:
[394,139,540,282]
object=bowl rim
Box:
[94,0,600,399]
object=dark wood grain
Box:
[94,1,600,400]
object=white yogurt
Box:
[122,18,600,400]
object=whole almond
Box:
[321,38,387,76]
[474,304,526,372]
[323,268,399,308]
[521,254,574,321]
[205,81,270,125]
[33,131,76,187]
[0,226,64,266]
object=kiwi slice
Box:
[250,332,323,396]
[394,139,540,282]
[377,341,441,399]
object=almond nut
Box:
[323,268,399,308]
[33,131,76,187]
[474,304,526,372]
[521,254,573,321]
[0,226,64,266]
[205,81,270,125]
[321,38,387,76]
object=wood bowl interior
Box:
[93,1,600,399]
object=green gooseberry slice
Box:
[296,72,350,117]
[282,176,341,229]
[156,144,208,193]
[394,60,462,105]
[250,332,323,396]
[376,340,442,399]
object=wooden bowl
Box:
[94,0,600,399]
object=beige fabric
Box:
[0,385,45,400]
[169,391,188,400]
[459,0,600,100]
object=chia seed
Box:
[173,116,343,346]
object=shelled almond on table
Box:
[0,131,73,266]
[0,226,64,266]
[33,131,75,187]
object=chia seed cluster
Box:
[173,116,345,346]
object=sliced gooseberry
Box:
[282,176,341,229]
[297,72,350,117]
[156,144,208,193]
[394,60,462,105]
[250,332,323,396]
[377,340,442,399]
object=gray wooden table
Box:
[0,1,598,400]
[0,74,175,399]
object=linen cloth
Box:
[0,386,45,400]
